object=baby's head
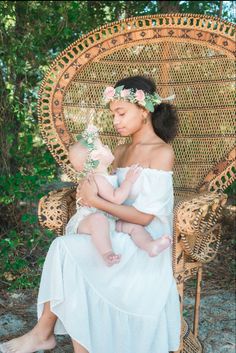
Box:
[68,141,89,173]
[68,125,115,177]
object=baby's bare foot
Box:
[148,235,172,257]
[103,251,121,266]
[0,330,56,353]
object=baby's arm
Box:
[94,165,141,205]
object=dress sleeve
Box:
[132,170,174,217]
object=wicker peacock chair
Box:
[37,14,235,353]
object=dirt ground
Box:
[0,213,235,352]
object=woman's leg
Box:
[78,213,121,266]
[0,302,57,353]
[72,339,89,353]
[116,220,172,256]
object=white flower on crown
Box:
[138,100,146,106]
[86,124,99,134]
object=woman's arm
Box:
[77,177,154,225]
[92,195,154,226]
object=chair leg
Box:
[193,265,202,337]
[174,280,184,353]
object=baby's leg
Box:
[78,213,121,266]
[116,221,171,257]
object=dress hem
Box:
[62,236,163,320]
[38,297,180,353]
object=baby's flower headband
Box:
[73,124,100,179]
[103,85,175,112]
[76,124,99,150]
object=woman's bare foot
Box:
[103,250,121,266]
[148,235,172,257]
[0,329,56,353]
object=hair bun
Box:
[151,103,179,143]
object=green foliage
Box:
[0,225,55,290]
[0,1,235,290]
[180,0,235,22]
[224,180,236,205]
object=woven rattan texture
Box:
[175,190,227,264]
[38,14,235,202]
[181,319,203,353]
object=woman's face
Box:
[110,100,145,137]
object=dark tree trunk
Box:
[218,0,223,17]
[158,0,180,13]
[0,2,27,176]
[0,2,30,232]
[0,64,15,175]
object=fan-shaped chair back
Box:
[38,14,235,202]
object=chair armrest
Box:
[38,187,77,235]
[174,191,227,263]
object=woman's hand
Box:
[76,174,98,207]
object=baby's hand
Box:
[125,165,142,184]
[110,168,117,175]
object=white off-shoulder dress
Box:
[37,168,181,353]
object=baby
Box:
[67,124,171,266]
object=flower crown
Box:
[103,85,175,112]
[74,124,100,179]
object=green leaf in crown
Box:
[91,159,99,168]
[115,85,125,94]
[145,101,154,112]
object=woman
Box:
[0,75,181,353]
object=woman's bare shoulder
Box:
[150,143,174,171]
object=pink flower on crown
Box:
[120,89,130,98]
[104,86,115,101]
[135,89,145,102]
